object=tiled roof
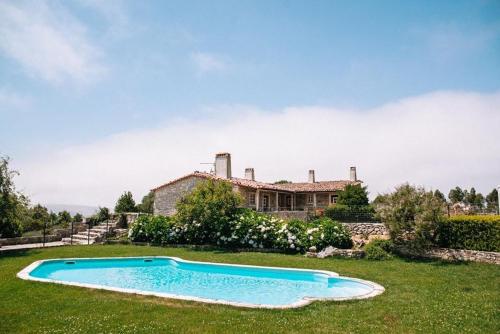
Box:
[152,171,361,193]
[274,180,361,192]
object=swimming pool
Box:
[18,257,384,308]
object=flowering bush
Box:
[128,210,353,253]
[128,215,173,244]
[310,217,353,250]
[216,209,281,249]
[275,219,308,252]
[128,215,149,242]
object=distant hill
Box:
[44,204,99,217]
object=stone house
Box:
[152,153,362,216]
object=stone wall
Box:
[341,223,389,237]
[397,247,500,265]
[0,224,86,246]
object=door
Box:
[262,195,269,211]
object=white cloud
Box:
[0,0,107,85]
[190,52,228,73]
[15,91,500,207]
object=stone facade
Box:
[154,175,207,216]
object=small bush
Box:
[308,217,353,250]
[436,215,500,252]
[365,239,393,260]
[128,215,149,242]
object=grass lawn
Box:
[0,245,498,333]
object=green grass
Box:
[0,245,498,334]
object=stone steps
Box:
[62,221,115,245]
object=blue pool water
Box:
[25,257,381,307]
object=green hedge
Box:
[324,204,377,222]
[436,215,500,252]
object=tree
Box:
[337,184,369,206]
[433,190,447,203]
[274,180,291,184]
[57,210,72,226]
[73,213,83,222]
[486,189,499,213]
[137,191,154,214]
[175,180,242,244]
[374,184,447,249]
[464,187,484,209]
[95,207,110,222]
[448,187,464,203]
[114,191,137,213]
[49,211,58,225]
[0,156,23,237]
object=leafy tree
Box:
[433,190,447,203]
[464,187,484,208]
[21,203,50,231]
[49,211,58,225]
[448,187,464,203]
[57,210,72,226]
[175,180,242,244]
[73,213,83,222]
[274,180,291,184]
[137,191,154,214]
[95,207,110,222]
[337,184,369,206]
[486,188,499,213]
[0,156,23,237]
[114,191,137,213]
[374,184,447,249]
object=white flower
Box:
[321,233,325,240]
[290,244,295,249]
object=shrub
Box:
[275,219,308,252]
[308,217,353,249]
[324,204,376,222]
[216,209,281,249]
[175,180,242,244]
[128,215,149,242]
[375,184,447,250]
[365,240,392,260]
[435,215,500,252]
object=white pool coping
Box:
[17,256,385,309]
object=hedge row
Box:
[436,215,500,252]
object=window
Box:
[307,194,314,204]
[331,194,338,204]
[249,193,256,205]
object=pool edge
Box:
[17,256,384,309]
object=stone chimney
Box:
[245,168,255,181]
[308,170,315,183]
[215,153,232,179]
[350,166,357,181]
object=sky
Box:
[0,0,499,208]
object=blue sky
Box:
[0,1,499,206]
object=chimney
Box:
[350,166,357,181]
[308,170,315,183]
[245,168,255,181]
[214,153,232,179]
